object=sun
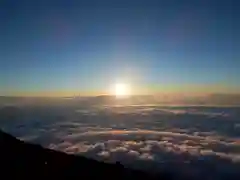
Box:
[115,83,131,98]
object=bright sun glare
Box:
[115,83,131,98]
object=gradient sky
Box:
[0,0,239,96]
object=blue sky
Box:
[0,0,239,96]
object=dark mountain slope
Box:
[0,130,173,180]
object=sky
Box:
[0,0,239,96]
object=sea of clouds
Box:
[1,104,240,179]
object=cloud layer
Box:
[1,105,240,179]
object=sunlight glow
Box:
[115,83,131,98]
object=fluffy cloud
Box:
[48,130,240,164]
[98,151,110,158]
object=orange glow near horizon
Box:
[1,83,240,97]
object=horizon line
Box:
[0,92,240,98]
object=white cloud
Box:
[49,137,240,165]
[110,146,128,153]
[98,151,110,158]
[128,150,140,157]
[139,153,154,160]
